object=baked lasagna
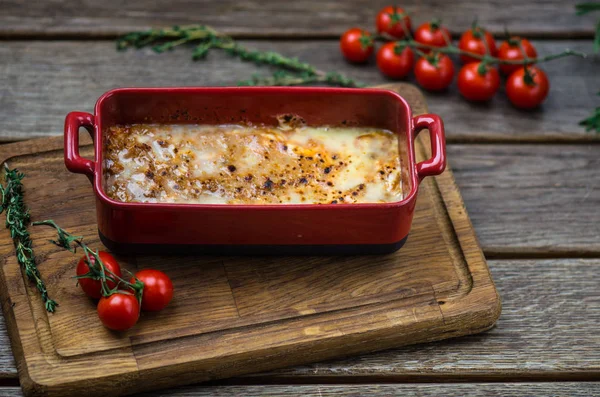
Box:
[103,121,402,204]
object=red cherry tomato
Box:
[505,66,549,109]
[97,293,140,331]
[497,37,538,75]
[376,42,414,79]
[457,62,500,101]
[458,26,497,64]
[414,54,455,91]
[76,251,122,299]
[340,28,374,63]
[133,269,174,312]
[414,21,451,53]
[376,6,412,39]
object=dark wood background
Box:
[1,0,599,395]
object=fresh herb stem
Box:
[117,25,363,87]
[32,220,143,300]
[0,166,57,312]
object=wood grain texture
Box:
[1,259,599,381]
[126,383,600,396]
[0,84,500,396]
[0,40,597,143]
[0,0,596,38]
[449,144,600,255]
[253,259,600,380]
[2,383,600,397]
[0,382,600,397]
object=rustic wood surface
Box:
[258,259,600,381]
[449,144,600,255]
[0,85,501,396]
[1,259,599,381]
[0,40,597,142]
[1,383,600,397]
[0,0,596,38]
[2,1,600,395]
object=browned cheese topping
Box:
[103,122,402,204]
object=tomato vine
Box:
[32,220,144,302]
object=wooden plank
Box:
[449,144,600,255]
[0,40,597,142]
[2,383,600,397]
[0,0,596,38]
[1,259,599,380]
[105,383,600,396]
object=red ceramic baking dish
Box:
[64,87,445,255]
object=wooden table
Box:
[1,1,599,395]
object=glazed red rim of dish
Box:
[64,86,445,211]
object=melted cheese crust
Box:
[103,124,402,204]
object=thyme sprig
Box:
[32,220,144,301]
[117,25,362,87]
[0,166,57,312]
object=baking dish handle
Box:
[64,111,96,180]
[412,114,446,181]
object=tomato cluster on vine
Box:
[77,252,174,331]
[339,6,550,109]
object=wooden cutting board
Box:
[0,83,500,397]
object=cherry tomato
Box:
[376,42,414,79]
[376,6,412,39]
[458,26,497,64]
[133,269,174,312]
[497,37,538,75]
[414,54,455,91]
[76,251,122,299]
[340,28,374,63]
[457,62,500,101]
[414,20,451,53]
[505,66,549,109]
[97,293,140,331]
